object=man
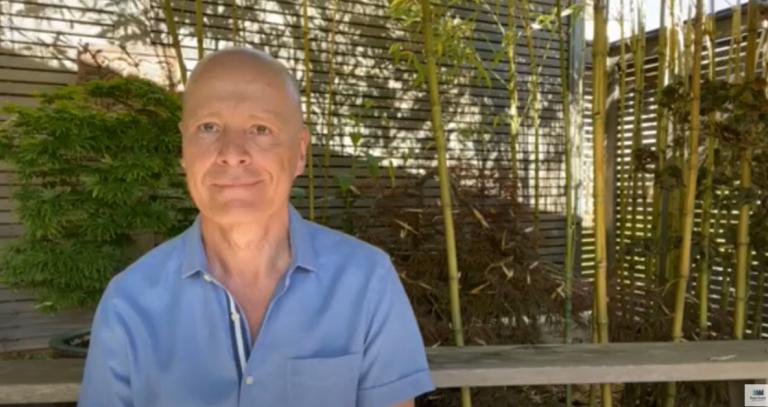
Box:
[78,48,434,407]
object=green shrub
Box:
[0,77,194,310]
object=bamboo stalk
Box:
[520,0,540,239]
[671,0,704,347]
[683,6,694,79]
[301,0,315,221]
[666,0,685,290]
[658,0,678,288]
[322,0,339,223]
[734,151,752,340]
[664,4,703,403]
[591,0,610,351]
[556,1,573,405]
[670,0,680,76]
[734,0,758,341]
[161,0,187,85]
[194,0,204,60]
[231,0,239,45]
[590,300,598,407]
[665,172,681,289]
[698,0,716,336]
[505,0,520,194]
[418,1,471,405]
[728,3,743,83]
[664,0,684,295]
[592,0,612,404]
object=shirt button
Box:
[245,376,254,385]
[202,274,212,282]
[231,313,240,322]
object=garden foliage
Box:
[0,77,194,309]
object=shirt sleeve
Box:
[357,257,435,407]
[78,283,134,407]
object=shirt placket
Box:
[201,269,295,405]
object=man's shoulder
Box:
[101,231,186,300]
[302,219,391,270]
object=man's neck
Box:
[199,209,292,284]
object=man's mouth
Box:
[212,180,261,188]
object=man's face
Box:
[179,61,307,225]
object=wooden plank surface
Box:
[0,309,89,325]
[1,322,90,341]
[0,287,33,302]
[1,340,768,403]
[428,340,768,387]
[0,358,82,403]
[0,337,53,353]
[0,301,40,314]
[0,284,92,352]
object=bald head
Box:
[182,48,303,122]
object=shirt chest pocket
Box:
[286,353,361,407]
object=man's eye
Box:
[198,122,220,134]
[250,125,273,136]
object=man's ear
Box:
[295,126,310,177]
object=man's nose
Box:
[216,131,252,166]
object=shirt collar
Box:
[286,204,319,273]
[180,205,318,278]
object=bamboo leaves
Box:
[389,1,488,89]
[655,0,768,349]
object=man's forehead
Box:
[184,62,287,102]
[182,87,300,126]
[185,105,287,122]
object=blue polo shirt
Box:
[78,206,435,406]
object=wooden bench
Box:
[1,340,766,405]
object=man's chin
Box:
[203,202,276,224]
